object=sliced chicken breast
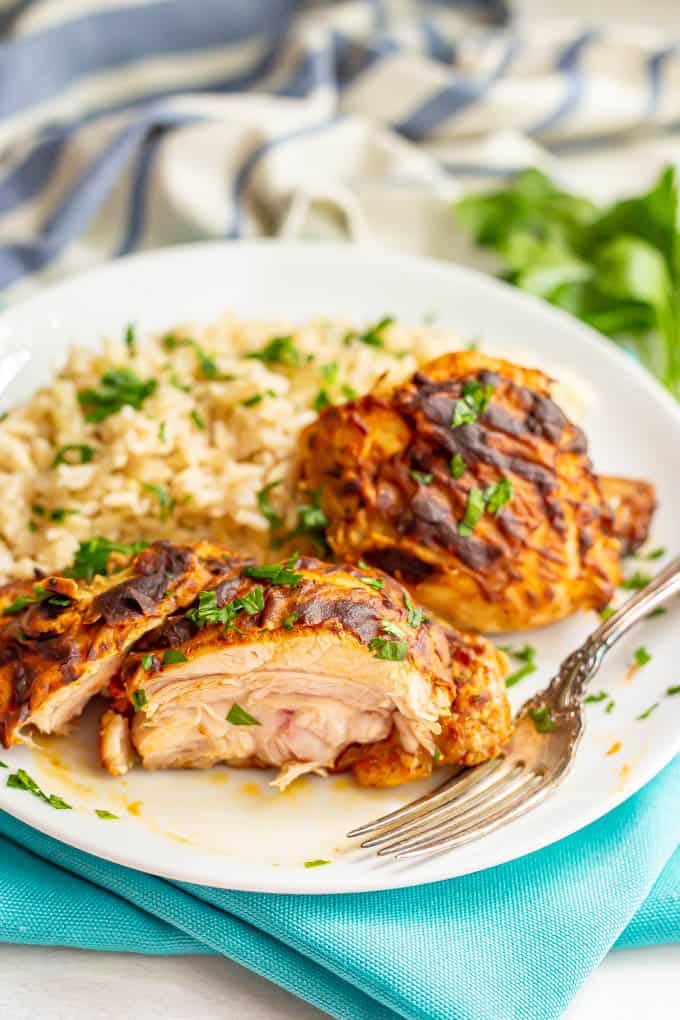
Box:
[0,540,249,746]
[101,556,511,789]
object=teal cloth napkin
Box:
[1,756,679,1020]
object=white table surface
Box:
[2,1,680,1017]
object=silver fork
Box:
[348,553,680,860]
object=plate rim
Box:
[1,238,679,894]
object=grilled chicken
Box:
[298,351,656,633]
[100,556,511,788]
[0,540,250,747]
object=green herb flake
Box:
[605,699,616,714]
[637,702,659,721]
[303,859,331,868]
[3,595,36,616]
[7,768,72,810]
[599,606,616,621]
[162,333,192,351]
[620,571,652,591]
[451,379,494,428]
[341,384,358,400]
[450,453,466,478]
[32,504,45,517]
[246,335,301,367]
[244,554,303,588]
[124,323,136,355]
[642,547,666,560]
[192,342,220,380]
[95,809,119,820]
[190,408,205,430]
[380,619,406,639]
[458,486,485,537]
[433,747,443,763]
[131,689,148,710]
[666,685,680,696]
[314,389,333,412]
[78,368,157,423]
[359,576,384,591]
[169,372,191,393]
[404,592,428,629]
[345,316,394,349]
[53,443,95,467]
[162,649,188,666]
[633,646,652,667]
[257,480,283,530]
[320,362,338,384]
[528,705,556,733]
[484,477,513,515]
[282,610,301,631]
[49,507,78,523]
[143,483,175,522]
[369,637,408,661]
[68,536,149,581]
[502,644,538,688]
[0,760,7,768]
[158,421,167,443]
[28,520,38,533]
[584,691,609,703]
[410,470,433,485]
[646,607,667,619]
[227,703,261,726]
[140,654,155,672]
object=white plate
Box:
[1,241,679,895]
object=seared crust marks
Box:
[299,351,632,632]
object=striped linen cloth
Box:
[2,0,680,302]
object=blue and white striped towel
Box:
[2,0,680,302]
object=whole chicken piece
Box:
[298,351,656,633]
[0,539,249,747]
[100,556,511,789]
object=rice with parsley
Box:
[0,313,466,582]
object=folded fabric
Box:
[2,753,680,1020]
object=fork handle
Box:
[549,553,680,708]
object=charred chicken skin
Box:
[298,351,656,633]
[100,555,511,789]
[0,540,251,747]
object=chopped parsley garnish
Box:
[404,592,428,628]
[278,490,329,556]
[410,470,433,485]
[53,443,95,467]
[3,594,36,615]
[484,477,513,515]
[187,585,265,630]
[584,691,608,703]
[239,585,265,615]
[95,809,119,820]
[528,705,556,733]
[143,483,175,522]
[32,504,45,517]
[28,520,38,533]
[666,685,680,696]
[33,585,72,607]
[341,383,358,400]
[633,646,652,667]
[131,689,148,710]
[282,610,301,630]
[450,453,466,478]
[458,486,485,537]
[0,760,7,768]
[257,480,283,529]
[314,389,332,412]
[162,333,192,351]
[227,704,261,726]
[68,536,149,581]
[124,323,136,355]
[380,619,406,639]
[502,644,538,687]
[345,316,394,349]
[162,649,188,665]
[605,699,616,714]
[646,607,667,619]
[642,547,665,560]
[78,368,157,422]
[246,335,301,367]
[49,508,78,523]
[190,408,205,430]
[158,421,167,442]
[141,654,155,671]
[433,746,443,763]
[637,703,659,721]
[7,768,71,810]
[241,389,277,407]
[304,859,331,868]
[620,571,652,591]
[321,362,338,384]
[451,379,494,428]
[244,555,303,587]
[599,605,616,621]
[369,637,408,661]
[192,342,220,379]
[359,576,384,591]
[169,372,191,393]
